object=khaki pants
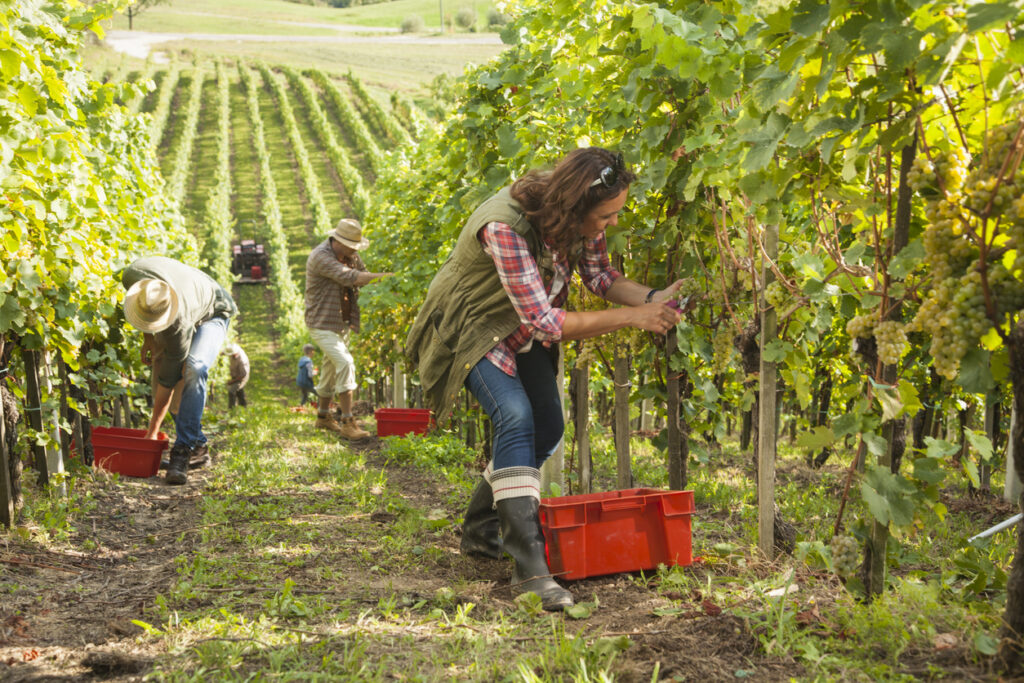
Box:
[308,328,357,398]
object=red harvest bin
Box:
[88,426,169,478]
[374,408,434,437]
[540,488,695,580]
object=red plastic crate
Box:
[88,426,169,478]
[540,488,694,580]
[374,408,433,437]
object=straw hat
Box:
[330,218,369,251]
[123,278,179,333]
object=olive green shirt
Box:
[122,256,237,388]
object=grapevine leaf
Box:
[796,426,835,450]
[896,381,923,418]
[965,431,994,463]
[874,385,903,422]
[863,432,887,457]
[762,340,791,363]
[912,457,946,486]
[966,2,1020,32]
[888,240,924,279]
[861,466,917,527]
[955,348,994,394]
[924,437,959,460]
[963,459,980,488]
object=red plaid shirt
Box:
[479,221,621,376]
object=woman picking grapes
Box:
[406,147,683,610]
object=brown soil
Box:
[0,433,804,682]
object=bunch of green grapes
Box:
[909,122,1024,379]
[575,339,598,367]
[830,535,860,578]
[911,271,991,379]
[908,147,969,197]
[763,280,790,310]
[710,325,734,375]
[873,320,908,365]
[845,313,874,339]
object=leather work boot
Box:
[339,417,370,440]
[315,414,345,434]
[165,444,191,485]
[497,496,574,611]
[460,477,502,559]
[160,443,209,471]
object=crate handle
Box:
[600,499,644,511]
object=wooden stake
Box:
[667,327,683,490]
[757,224,779,559]
[0,337,12,527]
[21,348,49,486]
[614,344,631,489]
[575,360,591,494]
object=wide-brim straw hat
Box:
[330,218,369,250]
[123,278,179,333]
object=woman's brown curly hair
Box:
[510,147,635,259]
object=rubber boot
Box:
[460,478,502,559]
[497,496,573,611]
[165,444,191,485]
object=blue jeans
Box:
[464,344,564,471]
[174,316,229,449]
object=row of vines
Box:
[354,0,1024,670]
[0,0,419,529]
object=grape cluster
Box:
[873,320,908,366]
[710,326,734,375]
[845,313,874,339]
[763,280,790,311]
[908,119,1024,379]
[830,535,860,578]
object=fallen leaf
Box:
[22,649,38,662]
[795,605,821,625]
[702,599,723,616]
[934,633,958,651]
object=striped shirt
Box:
[479,222,621,376]
[304,239,364,334]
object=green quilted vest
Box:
[405,187,554,418]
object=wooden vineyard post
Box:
[574,360,592,494]
[983,389,1000,492]
[57,355,72,465]
[0,337,12,527]
[1008,406,1022,504]
[757,224,779,558]
[667,326,684,490]
[21,348,50,486]
[540,345,565,495]
[393,341,406,409]
[614,344,631,489]
[40,351,66,492]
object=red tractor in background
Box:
[231,240,270,284]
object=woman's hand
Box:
[650,279,685,304]
[630,302,681,335]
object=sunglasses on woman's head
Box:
[589,153,625,188]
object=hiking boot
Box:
[190,443,210,468]
[339,416,370,440]
[160,443,210,470]
[315,414,345,434]
[165,444,191,485]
